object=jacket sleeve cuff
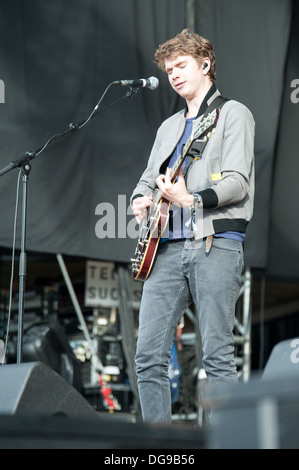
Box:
[198,188,218,208]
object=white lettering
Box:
[0,79,4,103]
[290,338,299,364]
[290,79,299,104]
[95,202,115,238]
[104,454,138,467]
[117,194,127,238]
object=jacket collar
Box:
[184,82,218,118]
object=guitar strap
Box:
[183,95,229,178]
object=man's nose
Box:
[172,67,180,79]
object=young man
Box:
[131,29,255,424]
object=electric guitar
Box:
[131,108,220,281]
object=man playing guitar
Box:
[131,29,255,424]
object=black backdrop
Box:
[0,0,298,277]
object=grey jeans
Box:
[135,237,244,423]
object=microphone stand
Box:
[0,83,139,364]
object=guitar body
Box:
[132,194,170,281]
[131,108,220,281]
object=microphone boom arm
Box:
[0,79,141,364]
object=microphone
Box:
[113,76,159,90]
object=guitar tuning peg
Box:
[203,136,207,142]
[212,128,216,134]
[207,132,211,139]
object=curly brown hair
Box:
[155,29,216,82]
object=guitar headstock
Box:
[193,108,219,141]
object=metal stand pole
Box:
[16,163,31,363]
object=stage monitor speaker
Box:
[210,376,299,449]
[0,414,208,449]
[209,336,299,450]
[0,361,99,421]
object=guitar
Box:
[131,108,220,281]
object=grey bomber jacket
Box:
[131,87,255,239]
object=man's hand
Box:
[155,167,193,207]
[132,195,153,224]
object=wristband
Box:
[193,193,202,209]
[190,193,202,232]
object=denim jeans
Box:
[135,237,244,423]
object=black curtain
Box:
[267,0,299,278]
[0,0,295,275]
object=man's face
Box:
[164,55,204,100]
